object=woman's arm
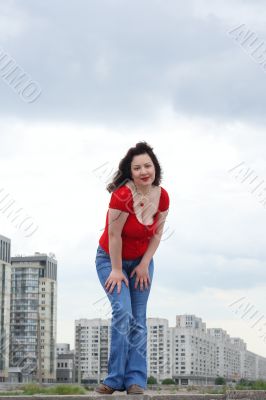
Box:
[140,209,169,266]
[105,208,129,294]
[108,208,129,271]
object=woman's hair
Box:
[106,141,162,192]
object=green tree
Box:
[147,376,157,384]
[215,377,226,385]
[161,378,175,384]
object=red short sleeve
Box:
[109,186,132,213]
[159,187,170,212]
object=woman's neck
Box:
[131,180,152,196]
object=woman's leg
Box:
[124,258,154,390]
[95,249,132,390]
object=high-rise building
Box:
[10,253,57,382]
[208,328,242,381]
[0,235,11,382]
[147,318,172,382]
[172,315,217,385]
[75,318,109,383]
[73,314,266,385]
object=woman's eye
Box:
[134,165,151,170]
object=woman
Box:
[95,141,170,395]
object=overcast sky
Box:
[1,0,266,357]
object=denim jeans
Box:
[95,245,154,390]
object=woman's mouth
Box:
[141,177,150,181]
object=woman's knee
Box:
[112,298,132,319]
[111,300,133,335]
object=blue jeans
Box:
[95,245,154,390]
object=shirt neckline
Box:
[124,183,162,227]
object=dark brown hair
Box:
[106,141,162,192]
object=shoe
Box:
[95,383,116,394]
[127,384,144,394]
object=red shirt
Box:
[99,184,170,260]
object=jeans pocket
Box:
[96,259,111,271]
[97,245,109,255]
[95,255,109,265]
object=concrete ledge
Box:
[0,396,226,400]
[226,390,266,399]
[0,390,266,400]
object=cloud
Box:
[0,0,266,125]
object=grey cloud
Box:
[0,0,266,126]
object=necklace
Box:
[132,182,152,207]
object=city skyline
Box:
[2,230,266,358]
[2,233,266,384]
[73,314,266,384]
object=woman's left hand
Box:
[130,263,151,290]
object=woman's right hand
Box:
[105,270,129,294]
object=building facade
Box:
[147,318,172,382]
[56,343,75,383]
[0,235,11,382]
[10,253,57,382]
[75,318,109,383]
[56,343,71,356]
[56,352,75,383]
[171,315,217,385]
[74,314,266,385]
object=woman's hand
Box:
[105,270,129,294]
[130,263,151,290]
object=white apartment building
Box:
[75,318,109,383]
[242,350,257,381]
[171,315,217,385]
[0,235,11,382]
[147,318,172,382]
[257,354,266,380]
[208,328,241,381]
[10,253,57,382]
[73,314,266,385]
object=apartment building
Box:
[0,235,11,382]
[10,253,57,382]
[73,314,266,385]
[208,328,241,381]
[75,318,109,383]
[171,315,217,385]
[147,318,172,382]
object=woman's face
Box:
[130,153,156,187]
